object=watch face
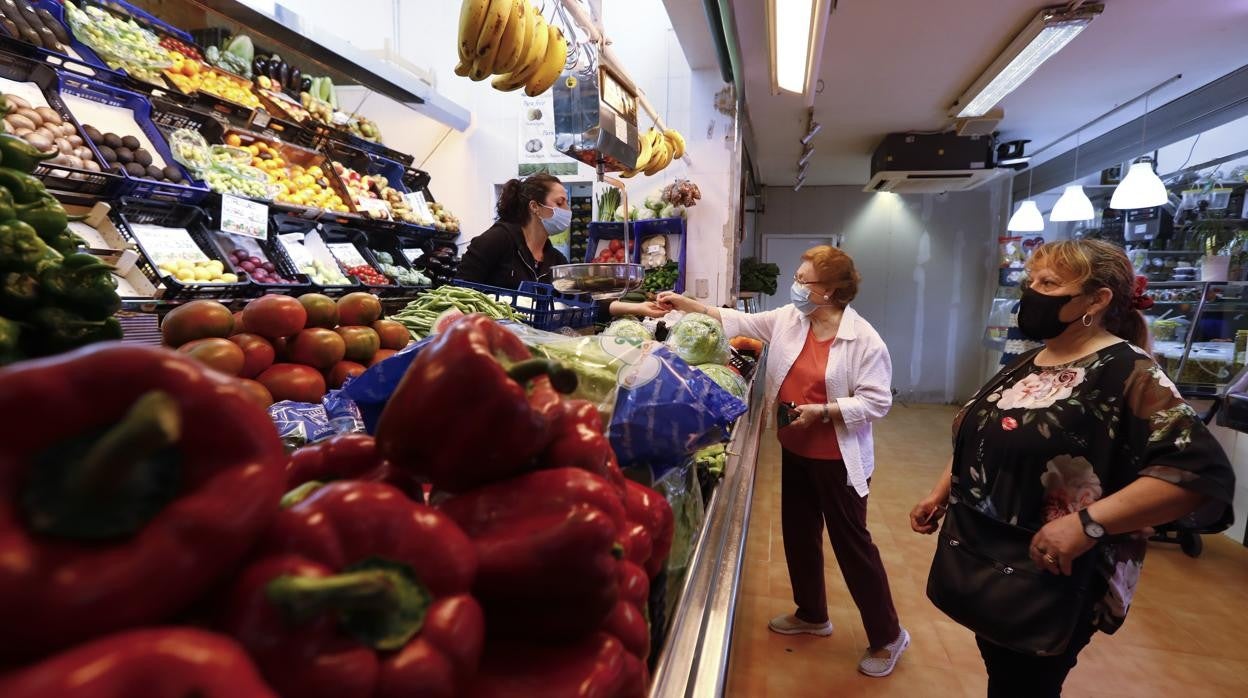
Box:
[1085,521,1106,539]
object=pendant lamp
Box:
[1008,200,1045,231]
[1051,131,1095,221]
[1110,92,1169,210]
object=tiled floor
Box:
[725,404,1248,698]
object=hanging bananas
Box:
[457,0,569,96]
[627,127,687,177]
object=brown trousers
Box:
[781,449,901,649]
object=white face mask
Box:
[790,281,819,315]
[538,204,571,234]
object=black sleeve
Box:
[457,227,506,284]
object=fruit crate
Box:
[632,217,687,294]
[111,197,254,300]
[208,122,355,218]
[0,50,123,196]
[53,0,176,92]
[452,279,597,332]
[318,219,404,297]
[250,89,318,148]
[271,212,361,296]
[200,203,312,296]
[57,72,210,204]
[0,2,126,86]
[338,130,413,167]
[401,166,432,200]
[358,227,432,291]
[322,140,413,225]
[57,192,160,300]
[148,93,224,134]
[96,0,195,44]
[584,222,639,263]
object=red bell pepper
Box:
[375,314,577,492]
[285,433,424,503]
[544,398,627,494]
[603,560,651,662]
[470,632,647,698]
[625,479,675,578]
[438,468,626,641]
[222,481,482,698]
[0,343,287,661]
[0,627,277,697]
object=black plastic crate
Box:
[200,202,312,295]
[112,197,253,300]
[0,50,123,196]
[149,94,224,135]
[271,212,361,296]
[357,226,432,290]
[318,219,403,296]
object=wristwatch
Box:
[1078,508,1106,540]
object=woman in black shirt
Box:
[457,174,665,319]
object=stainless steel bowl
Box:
[551,263,644,297]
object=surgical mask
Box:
[790,281,819,315]
[539,204,571,234]
[1018,286,1079,340]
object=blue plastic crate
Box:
[585,221,638,263]
[452,279,597,331]
[633,217,687,294]
[33,0,160,93]
[96,0,196,43]
[57,72,211,204]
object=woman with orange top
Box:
[658,246,908,677]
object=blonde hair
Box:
[801,246,860,308]
[1026,239,1149,349]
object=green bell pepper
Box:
[0,220,60,272]
[40,253,121,320]
[0,167,50,204]
[16,195,82,255]
[24,307,122,355]
[0,135,58,174]
[0,316,20,365]
[0,271,40,318]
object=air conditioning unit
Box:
[864,132,1000,194]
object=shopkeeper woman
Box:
[457,173,666,318]
[657,246,909,678]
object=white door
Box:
[760,236,839,310]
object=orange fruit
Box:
[182,61,199,77]
[225,134,242,147]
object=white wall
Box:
[756,186,1005,403]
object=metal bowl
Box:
[551,263,644,297]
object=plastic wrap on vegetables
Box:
[695,363,748,400]
[602,319,653,343]
[652,461,704,625]
[665,312,730,365]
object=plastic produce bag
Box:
[267,388,365,450]
[695,363,749,400]
[602,318,653,343]
[666,313,730,365]
[652,461,705,628]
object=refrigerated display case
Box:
[1144,281,1248,398]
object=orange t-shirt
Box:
[777,328,842,460]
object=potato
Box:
[82,160,101,172]
[55,137,73,154]
[15,108,43,126]
[73,146,93,160]
[6,114,35,131]
[4,94,31,110]
[24,133,53,151]
[67,134,83,147]
[34,107,61,125]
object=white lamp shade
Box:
[1110,162,1169,210]
[1050,185,1095,221]
[1007,200,1045,232]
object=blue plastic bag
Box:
[342,335,438,433]
[267,387,366,450]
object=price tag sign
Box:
[128,224,210,266]
[220,194,269,239]
[402,247,424,263]
[279,233,314,267]
[404,192,433,221]
[356,197,391,218]
[328,243,369,268]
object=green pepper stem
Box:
[267,570,400,620]
[505,358,579,395]
[75,391,181,493]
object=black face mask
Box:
[1018,287,1080,341]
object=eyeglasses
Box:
[793,275,820,287]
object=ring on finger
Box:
[1043,553,1058,565]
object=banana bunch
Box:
[456,0,569,97]
[620,127,686,178]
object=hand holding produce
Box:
[222,481,483,698]
[0,343,288,660]
[0,627,277,698]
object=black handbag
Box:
[926,501,1095,656]
[925,348,1096,656]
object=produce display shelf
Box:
[318,218,405,297]
[58,72,209,204]
[53,0,174,93]
[585,221,640,263]
[202,202,313,296]
[270,212,361,296]
[0,49,123,196]
[650,359,766,697]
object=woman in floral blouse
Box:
[910,239,1234,698]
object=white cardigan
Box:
[720,304,893,496]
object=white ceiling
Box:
[730,0,1248,186]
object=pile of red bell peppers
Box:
[0,313,673,698]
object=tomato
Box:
[335,326,379,363]
[299,293,339,329]
[228,333,277,378]
[178,337,246,376]
[369,348,397,367]
[372,319,410,350]
[289,328,347,370]
[243,294,308,339]
[326,360,366,389]
[337,292,382,326]
[257,364,327,403]
[230,311,247,336]
[237,378,274,408]
[161,300,233,347]
[271,335,292,362]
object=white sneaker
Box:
[767,614,834,636]
[858,627,910,677]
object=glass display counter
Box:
[1145,281,1248,398]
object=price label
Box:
[356,197,391,218]
[220,194,269,239]
[328,243,369,268]
[403,247,424,263]
[404,192,433,221]
[279,233,314,267]
[128,224,210,266]
[647,245,663,253]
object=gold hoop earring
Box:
[1082,313,1093,327]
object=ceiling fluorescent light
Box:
[1050,185,1095,221]
[953,3,1103,119]
[1007,200,1045,232]
[768,0,833,97]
